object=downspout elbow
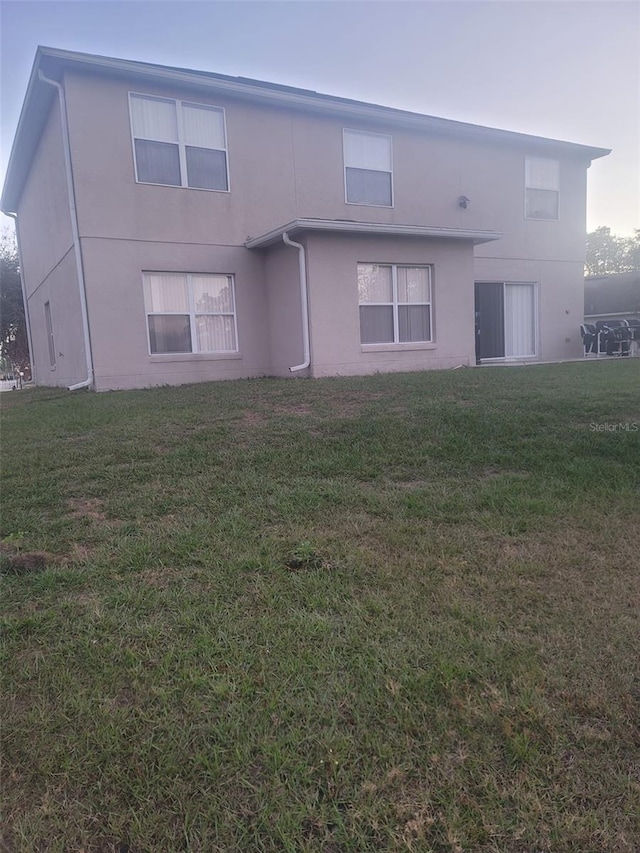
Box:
[283,231,310,372]
[67,377,93,391]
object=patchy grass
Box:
[1,361,639,852]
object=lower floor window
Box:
[143,272,237,354]
[358,263,432,344]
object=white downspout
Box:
[282,231,310,372]
[38,70,94,391]
[5,212,36,385]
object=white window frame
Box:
[524,157,559,221]
[129,93,230,192]
[44,301,56,368]
[343,128,394,208]
[358,263,432,345]
[143,272,239,356]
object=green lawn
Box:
[1,362,639,853]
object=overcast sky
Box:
[1,0,638,235]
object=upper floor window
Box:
[525,157,559,220]
[129,94,229,191]
[143,272,237,354]
[358,264,432,344]
[344,129,393,207]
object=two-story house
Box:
[1,47,610,390]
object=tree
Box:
[625,228,640,272]
[0,230,30,378]
[585,226,640,276]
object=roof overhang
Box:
[2,46,612,214]
[2,52,58,213]
[245,219,503,249]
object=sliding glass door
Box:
[475,282,537,362]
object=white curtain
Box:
[397,267,430,304]
[192,275,234,313]
[182,104,226,149]
[130,96,178,142]
[525,157,559,190]
[357,264,392,303]
[196,315,236,351]
[143,274,189,313]
[505,284,535,357]
[344,130,391,171]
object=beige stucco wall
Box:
[63,72,298,248]
[473,257,585,361]
[292,116,588,265]
[303,233,476,377]
[263,242,305,377]
[63,70,590,267]
[17,98,74,294]
[79,238,270,391]
[26,250,87,387]
[16,97,87,387]
[15,68,596,389]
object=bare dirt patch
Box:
[389,479,432,490]
[136,566,182,588]
[66,591,103,616]
[275,403,313,417]
[67,497,107,521]
[329,392,388,418]
[15,646,46,669]
[106,686,137,711]
[63,432,95,443]
[481,466,531,480]
[0,551,55,575]
[241,410,267,426]
[68,543,95,563]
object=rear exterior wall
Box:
[473,257,585,361]
[17,97,86,386]
[80,239,271,391]
[62,70,590,265]
[14,68,594,389]
[304,233,476,377]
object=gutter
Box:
[247,219,503,249]
[282,232,310,372]
[5,213,36,384]
[34,49,613,160]
[38,70,94,391]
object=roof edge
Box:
[246,219,503,248]
[2,46,612,214]
[35,47,611,158]
[1,47,56,213]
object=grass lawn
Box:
[1,361,639,852]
